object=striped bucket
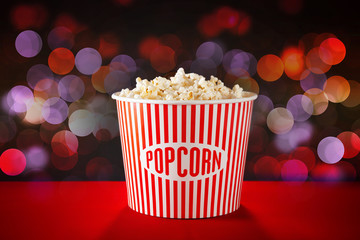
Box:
[112,93,257,219]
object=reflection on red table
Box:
[0,181,359,240]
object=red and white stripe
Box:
[116,100,254,219]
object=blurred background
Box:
[0,0,359,181]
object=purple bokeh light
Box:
[196,41,223,66]
[274,121,313,153]
[47,27,74,50]
[110,54,137,74]
[230,51,257,77]
[286,94,313,121]
[24,145,49,170]
[75,48,102,75]
[190,58,217,79]
[41,97,69,124]
[27,64,54,89]
[58,75,85,102]
[300,71,327,91]
[317,137,345,164]
[104,70,131,95]
[15,30,42,58]
[6,85,34,114]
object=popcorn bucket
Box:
[112,92,257,219]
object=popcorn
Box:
[115,68,244,100]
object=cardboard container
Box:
[112,92,257,218]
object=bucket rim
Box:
[111,91,258,105]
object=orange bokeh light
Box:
[305,47,331,74]
[48,48,75,75]
[257,54,284,82]
[323,76,350,103]
[341,80,360,108]
[281,47,306,80]
[304,88,329,115]
[91,66,110,93]
[319,38,346,65]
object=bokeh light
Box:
[300,71,327,91]
[233,76,260,95]
[51,130,78,157]
[267,107,294,134]
[48,48,75,75]
[323,76,350,103]
[341,80,360,107]
[26,64,54,89]
[138,36,160,59]
[337,132,360,159]
[98,33,121,59]
[281,159,308,182]
[93,114,119,141]
[311,161,356,181]
[198,13,222,38]
[235,11,251,35]
[41,97,69,124]
[216,6,240,29]
[319,38,346,65]
[40,122,65,144]
[91,66,110,93]
[34,78,60,101]
[0,148,26,176]
[303,88,328,115]
[24,145,49,170]
[68,109,96,137]
[317,136,344,164]
[6,85,34,114]
[10,4,48,30]
[58,75,85,102]
[252,95,274,125]
[286,94,313,121]
[196,41,223,66]
[254,156,280,180]
[281,47,306,80]
[290,146,316,171]
[47,27,74,50]
[190,58,217,79]
[230,51,257,77]
[110,54,136,74]
[15,30,42,58]
[104,70,131,95]
[75,48,102,75]
[150,46,176,73]
[257,54,284,82]
[23,98,45,125]
[305,47,331,74]
[86,157,113,180]
[51,152,78,171]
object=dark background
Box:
[0,0,359,181]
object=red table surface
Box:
[0,181,359,240]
